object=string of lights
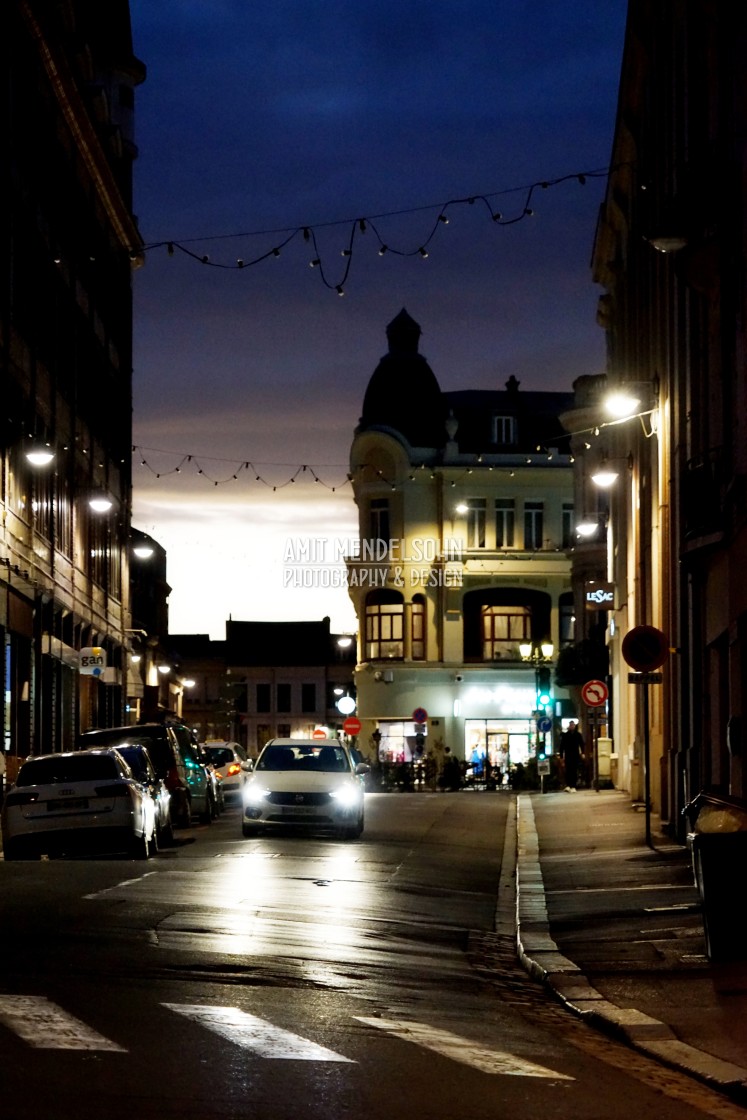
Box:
[139,165,612,294]
[134,443,575,493]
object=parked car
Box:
[78,722,215,828]
[114,742,174,846]
[202,741,251,804]
[241,738,367,840]
[1,749,157,860]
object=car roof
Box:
[262,738,343,748]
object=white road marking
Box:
[83,871,158,898]
[356,1017,574,1079]
[163,1003,355,1062]
[0,996,125,1051]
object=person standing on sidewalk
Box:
[559,721,585,790]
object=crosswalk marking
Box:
[162,1003,355,1062]
[0,995,573,1078]
[356,1017,574,1079]
[0,996,125,1051]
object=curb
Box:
[515,794,747,1102]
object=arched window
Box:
[411,595,426,660]
[463,588,552,662]
[365,590,404,660]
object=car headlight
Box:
[243,784,270,807]
[330,784,362,808]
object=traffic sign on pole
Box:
[581,679,608,707]
[621,625,668,672]
[343,716,361,736]
[412,707,428,724]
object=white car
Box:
[1,749,158,860]
[242,738,367,840]
[202,741,250,804]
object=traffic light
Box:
[537,667,552,707]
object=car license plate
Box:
[282,804,315,815]
[48,798,88,811]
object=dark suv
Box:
[78,722,215,828]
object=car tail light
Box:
[94,783,133,798]
[165,766,184,791]
[226,763,241,776]
[4,791,39,807]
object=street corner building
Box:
[345,309,579,784]
[1,1,145,777]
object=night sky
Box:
[128,0,628,639]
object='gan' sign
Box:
[79,646,106,677]
[585,581,615,610]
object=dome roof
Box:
[359,310,446,448]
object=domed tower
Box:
[359,309,446,449]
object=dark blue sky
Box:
[128,0,628,637]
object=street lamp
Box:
[519,641,555,757]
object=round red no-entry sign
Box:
[312,728,327,739]
[622,625,669,672]
[343,717,362,736]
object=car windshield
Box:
[82,730,171,777]
[256,745,351,773]
[16,755,121,786]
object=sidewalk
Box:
[515,789,747,1105]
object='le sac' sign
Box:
[585,582,615,610]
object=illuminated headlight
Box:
[243,784,270,807]
[330,784,362,809]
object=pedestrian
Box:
[559,721,585,791]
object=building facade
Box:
[574,0,747,833]
[347,311,576,782]
[170,619,357,757]
[2,1,144,774]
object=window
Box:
[277,723,291,738]
[464,499,486,548]
[277,683,291,713]
[301,683,316,712]
[32,469,53,540]
[562,503,575,549]
[492,415,517,445]
[524,502,544,550]
[481,606,530,661]
[370,498,390,543]
[256,683,271,713]
[559,592,575,646]
[365,593,404,659]
[495,499,515,547]
[411,596,425,660]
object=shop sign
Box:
[79,647,106,677]
[585,581,615,610]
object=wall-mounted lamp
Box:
[648,234,688,254]
[157,664,171,675]
[25,446,55,467]
[132,545,154,559]
[575,519,601,538]
[590,467,619,488]
[182,678,196,688]
[336,635,353,649]
[89,495,113,513]
[130,653,142,664]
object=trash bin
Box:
[684,790,747,962]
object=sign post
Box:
[580,679,608,792]
[622,626,668,849]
